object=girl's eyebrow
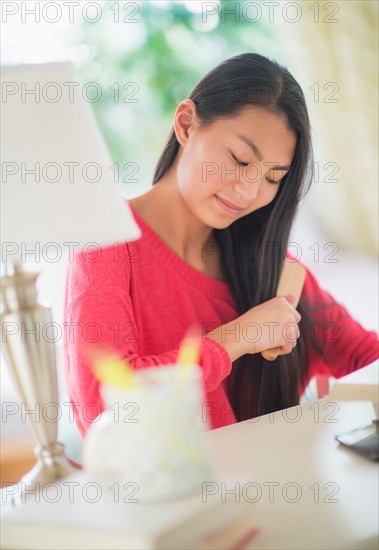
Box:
[237,134,263,159]
[237,133,292,171]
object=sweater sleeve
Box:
[63,245,232,438]
[300,263,379,383]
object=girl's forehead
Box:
[210,109,294,139]
[216,106,287,126]
[206,109,296,162]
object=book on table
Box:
[0,471,259,550]
[329,360,378,402]
[192,511,259,550]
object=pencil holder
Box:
[82,364,213,502]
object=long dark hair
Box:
[152,52,319,420]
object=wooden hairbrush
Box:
[261,260,306,361]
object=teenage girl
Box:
[63,53,379,437]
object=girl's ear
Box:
[173,99,199,147]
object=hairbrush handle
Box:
[261,261,306,362]
[261,348,281,361]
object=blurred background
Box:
[2,0,378,323]
[1,0,378,467]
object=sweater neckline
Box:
[127,201,235,304]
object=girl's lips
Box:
[215,195,243,214]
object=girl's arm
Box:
[63,246,232,437]
[300,264,379,381]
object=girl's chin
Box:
[206,213,240,230]
[190,200,244,229]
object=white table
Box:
[205,362,379,549]
[1,364,378,550]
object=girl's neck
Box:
[129,178,214,260]
[128,177,224,282]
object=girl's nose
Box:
[232,163,261,201]
[233,180,259,201]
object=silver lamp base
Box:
[1,262,81,506]
[5,442,80,507]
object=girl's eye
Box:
[232,153,281,185]
[231,154,249,167]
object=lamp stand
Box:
[1,261,80,506]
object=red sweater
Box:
[63,202,379,438]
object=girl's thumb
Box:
[284,293,297,306]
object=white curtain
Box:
[283,0,378,258]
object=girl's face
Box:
[174,101,297,229]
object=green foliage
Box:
[73,0,274,194]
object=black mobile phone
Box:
[336,420,379,462]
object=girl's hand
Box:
[206,294,301,362]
